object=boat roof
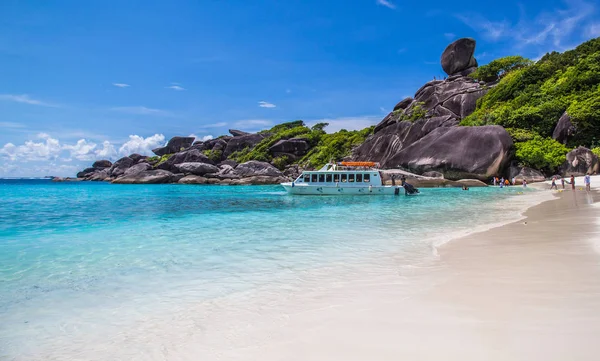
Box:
[311,162,381,172]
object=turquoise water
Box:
[0,180,537,358]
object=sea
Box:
[0,179,552,360]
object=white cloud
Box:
[0,133,62,161]
[376,0,395,9]
[95,141,118,159]
[0,94,58,107]
[62,139,98,161]
[444,33,456,40]
[166,85,186,91]
[189,134,214,142]
[111,106,167,115]
[456,0,597,50]
[112,83,130,88]
[118,134,166,156]
[586,23,600,37]
[258,101,276,108]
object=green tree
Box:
[514,136,570,173]
[470,56,533,82]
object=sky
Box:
[1,0,599,177]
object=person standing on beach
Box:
[493,177,497,186]
[585,173,591,191]
[571,175,575,190]
[561,177,565,189]
[551,177,557,190]
[512,177,516,185]
[523,179,527,188]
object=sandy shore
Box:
[213,184,600,361]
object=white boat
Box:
[281,162,419,196]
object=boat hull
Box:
[281,183,403,195]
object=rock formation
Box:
[152,136,195,156]
[352,37,515,180]
[561,147,599,176]
[552,112,576,145]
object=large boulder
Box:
[77,167,97,178]
[109,156,135,177]
[92,160,112,169]
[223,133,265,157]
[174,162,219,176]
[560,147,599,176]
[441,38,478,76]
[123,162,152,177]
[152,136,195,156]
[178,175,208,184]
[508,165,546,184]
[552,112,576,145]
[234,160,284,178]
[268,138,310,157]
[156,149,215,172]
[112,170,176,184]
[229,129,249,137]
[383,126,513,180]
[128,153,147,163]
[89,169,111,181]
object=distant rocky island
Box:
[66,37,600,186]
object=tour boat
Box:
[281,162,419,196]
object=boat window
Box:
[348,174,355,183]
[333,174,340,182]
[356,174,363,182]
[326,174,333,182]
[364,174,370,182]
[303,174,310,182]
[311,174,318,183]
[318,174,325,182]
[341,174,347,182]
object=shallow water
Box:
[0,180,549,359]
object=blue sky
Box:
[1,0,599,176]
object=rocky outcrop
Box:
[268,138,310,157]
[123,162,152,177]
[508,166,545,184]
[234,161,283,178]
[560,147,599,176]
[383,126,513,180]
[92,160,112,168]
[128,154,147,163]
[112,170,176,184]
[152,136,195,156]
[174,162,219,176]
[223,133,265,157]
[552,112,576,145]
[156,149,214,172]
[229,175,288,185]
[109,156,135,177]
[229,129,249,137]
[178,175,208,184]
[441,38,478,76]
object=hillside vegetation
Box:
[462,37,600,171]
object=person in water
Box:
[570,175,575,190]
[493,177,497,186]
[462,185,469,190]
[585,173,591,191]
[523,179,527,188]
[400,175,407,186]
[504,179,510,186]
[550,177,557,190]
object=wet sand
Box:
[221,185,600,361]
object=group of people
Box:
[492,177,527,188]
[550,174,592,191]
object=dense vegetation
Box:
[462,37,600,171]
[229,120,374,170]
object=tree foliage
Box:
[469,55,533,82]
[462,37,600,148]
[514,136,570,172]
